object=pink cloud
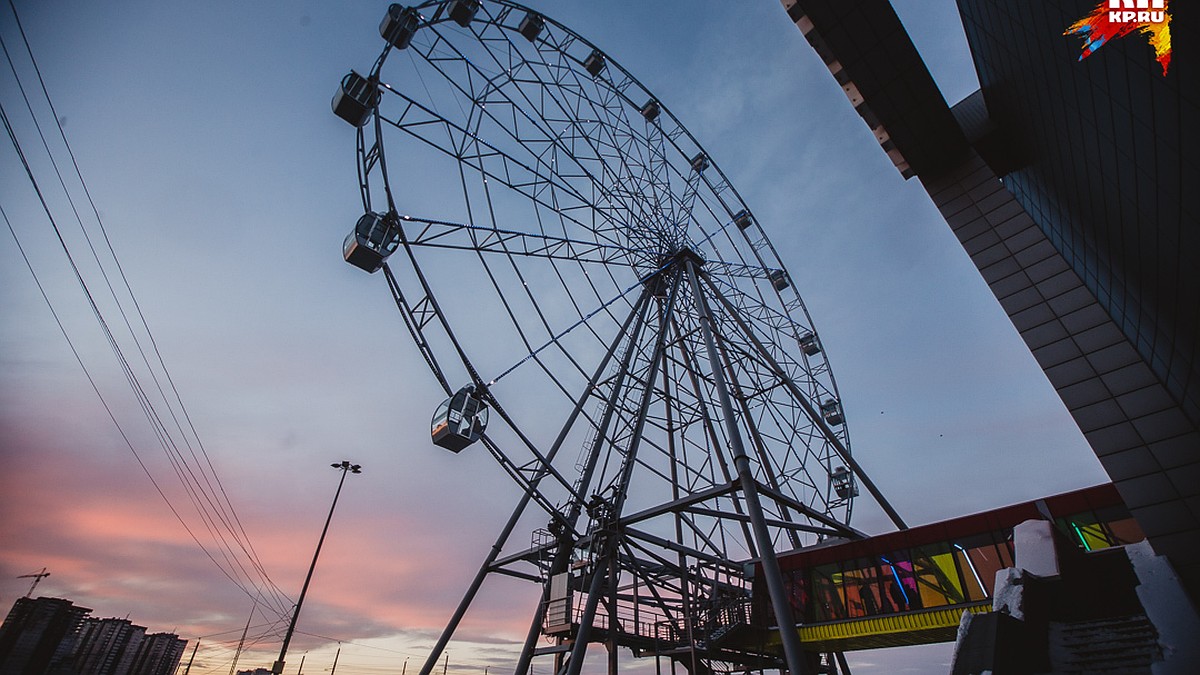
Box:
[1,409,537,666]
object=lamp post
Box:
[273,461,362,674]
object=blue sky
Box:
[0,1,1109,673]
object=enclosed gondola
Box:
[732,209,753,230]
[821,398,844,426]
[639,99,660,122]
[518,11,544,42]
[380,4,420,49]
[799,331,821,356]
[769,269,790,291]
[584,49,606,77]
[332,71,380,128]
[431,384,489,452]
[447,0,480,27]
[343,211,401,273]
[831,466,858,499]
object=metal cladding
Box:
[787,0,1200,600]
[782,0,968,179]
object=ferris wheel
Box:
[332,2,902,674]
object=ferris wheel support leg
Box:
[559,275,681,675]
[719,331,803,551]
[686,261,810,675]
[558,557,611,675]
[667,315,757,555]
[417,489,538,675]
[698,274,909,532]
[512,289,656,675]
[424,291,655,675]
[660,345,703,675]
[607,554,620,675]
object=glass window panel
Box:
[995,529,1016,570]
[841,568,866,619]
[811,564,843,622]
[964,543,1003,596]
[914,550,964,608]
[787,569,810,621]
[954,547,988,601]
[1106,517,1146,547]
[880,551,919,612]
[859,562,894,616]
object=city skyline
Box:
[0,596,186,675]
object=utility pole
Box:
[230,605,255,675]
[329,645,342,675]
[182,639,200,675]
[273,461,362,675]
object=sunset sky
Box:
[0,1,1111,673]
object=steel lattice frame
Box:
[338,3,904,674]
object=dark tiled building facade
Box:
[781,0,1199,601]
[957,1,1198,425]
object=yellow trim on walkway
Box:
[801,601,991,642]
[763,601,993,652]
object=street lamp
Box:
[273,461,362,674]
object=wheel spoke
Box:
[396,214,656,268]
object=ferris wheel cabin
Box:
[446,0,480,27]
[584,49,606,77]
[332,71,379,128]
[380,4,420,49]
[518,12,544,42]
[431,385,489,452]
[344,211,401,273]
[639,99,661,122]
[831,465,859,499]
[822,398,845,426]
[769,269,790,291]
[799,331,822,356]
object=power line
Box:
[0,3,291,621]
[1,1,288,615]
[0,85,287,620]
[0,197,267,608]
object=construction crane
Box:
[17,568,49,598]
